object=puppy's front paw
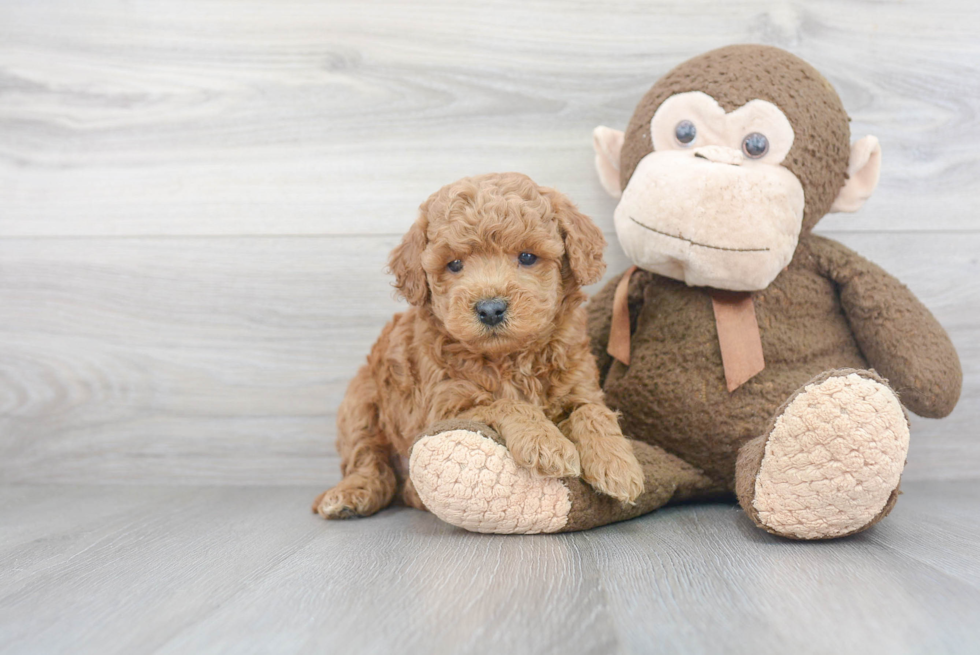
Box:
[579,438,645,504]
[312,475,390,519]
[507,423,581,478]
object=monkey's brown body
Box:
[589,234,959,494]
[594,241,864,489]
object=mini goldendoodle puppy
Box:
[313,172,644,520]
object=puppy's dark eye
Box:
[518,252,537,266]
[675,120,696,146]
[447,259,463,273]
[742,132,769,158]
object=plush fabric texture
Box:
[406,369,915,537]
[613,148,806,290]
[573,47,958,539]
[807,237,962,418]
[410,427,572,534]
[560,439,728,532]
[394,47,961,539]
[743,369,910,539]
[648,93,796,165]
[409,422,727,534]
[593,126,625,198]
[830,135,882,212]
[619,44,850,233]
[587,234,960,491]
[413,418,508,448]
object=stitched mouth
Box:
[693,152,741,166]
[628,216,770,253]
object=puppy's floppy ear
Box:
[545,188,606,286]
[387,211,429,305]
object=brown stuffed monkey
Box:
[408,45,961,538]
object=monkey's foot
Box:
[409,421,572,534]
[409,420,718,534]
[737,369,909,540]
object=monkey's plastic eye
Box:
[518,252,537,266]
[674,120,696,146]
[742,133,769,158]
[447,259,463,273]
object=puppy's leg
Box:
[461,400,580,478]
[560,404,644,504]
[313,367,397,519]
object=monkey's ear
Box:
[830,136,882,213]
[387,213,429,305]
[593,126,625,198]
[547,188,607,287]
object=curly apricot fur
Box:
[313,173,643,520]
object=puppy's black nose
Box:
[475,298,508,327]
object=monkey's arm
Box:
[807,235,962,418]
[586,268,649,386]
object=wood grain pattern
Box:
[0,0,978,237]
[0,481,978,654]
[0,232,975,484]
[2,3,977,653]
[0,0,977,485]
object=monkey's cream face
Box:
[614,91,805,291]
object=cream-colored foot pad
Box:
[753,373,909,539]
[410,429,571,534]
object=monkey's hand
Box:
[810,235,962,418]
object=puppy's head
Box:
[388,172,605,354]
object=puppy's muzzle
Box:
[474,298,508,327]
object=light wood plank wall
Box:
[1,0,977,484]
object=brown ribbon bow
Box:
[606,267,765,392]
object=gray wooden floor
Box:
[2,0,979,653]
[1,480,978,654]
